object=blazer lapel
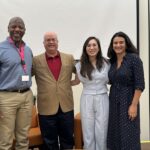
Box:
[58,53,65,81]
[42,53,56,80]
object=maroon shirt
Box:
[45,52,62,81]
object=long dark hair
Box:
[80,36,105,80]
[107,31,138,64]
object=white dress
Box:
[75,61,110,150]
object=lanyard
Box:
[8,37,27,73]
[17,46,26,73]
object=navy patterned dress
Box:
[107,53,145,150]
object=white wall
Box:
[0,0,137,58]
[139,0,149,140]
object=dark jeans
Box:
[38,106,74,150]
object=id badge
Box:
[22,75,29,81]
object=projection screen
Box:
[0,0,138,59]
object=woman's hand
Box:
[128,103,137,121]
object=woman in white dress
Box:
[71,36,110,150]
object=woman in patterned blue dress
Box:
[107,32,145,150]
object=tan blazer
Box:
[33,52,75,115]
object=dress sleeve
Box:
[132,54,145,91]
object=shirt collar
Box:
[45,51,60,59]
[7,37,25,47]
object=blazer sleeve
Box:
[32,57,36,76]
[70,54,76,74]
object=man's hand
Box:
[0,111,4,119]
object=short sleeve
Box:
[75,62,81,73]
[75,62,86,82]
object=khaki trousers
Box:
[0,90,33,150]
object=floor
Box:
[30,143,150,150]
[141,143,150,150]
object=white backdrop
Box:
[0,0,137,58]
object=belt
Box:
[2,88,30,93]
